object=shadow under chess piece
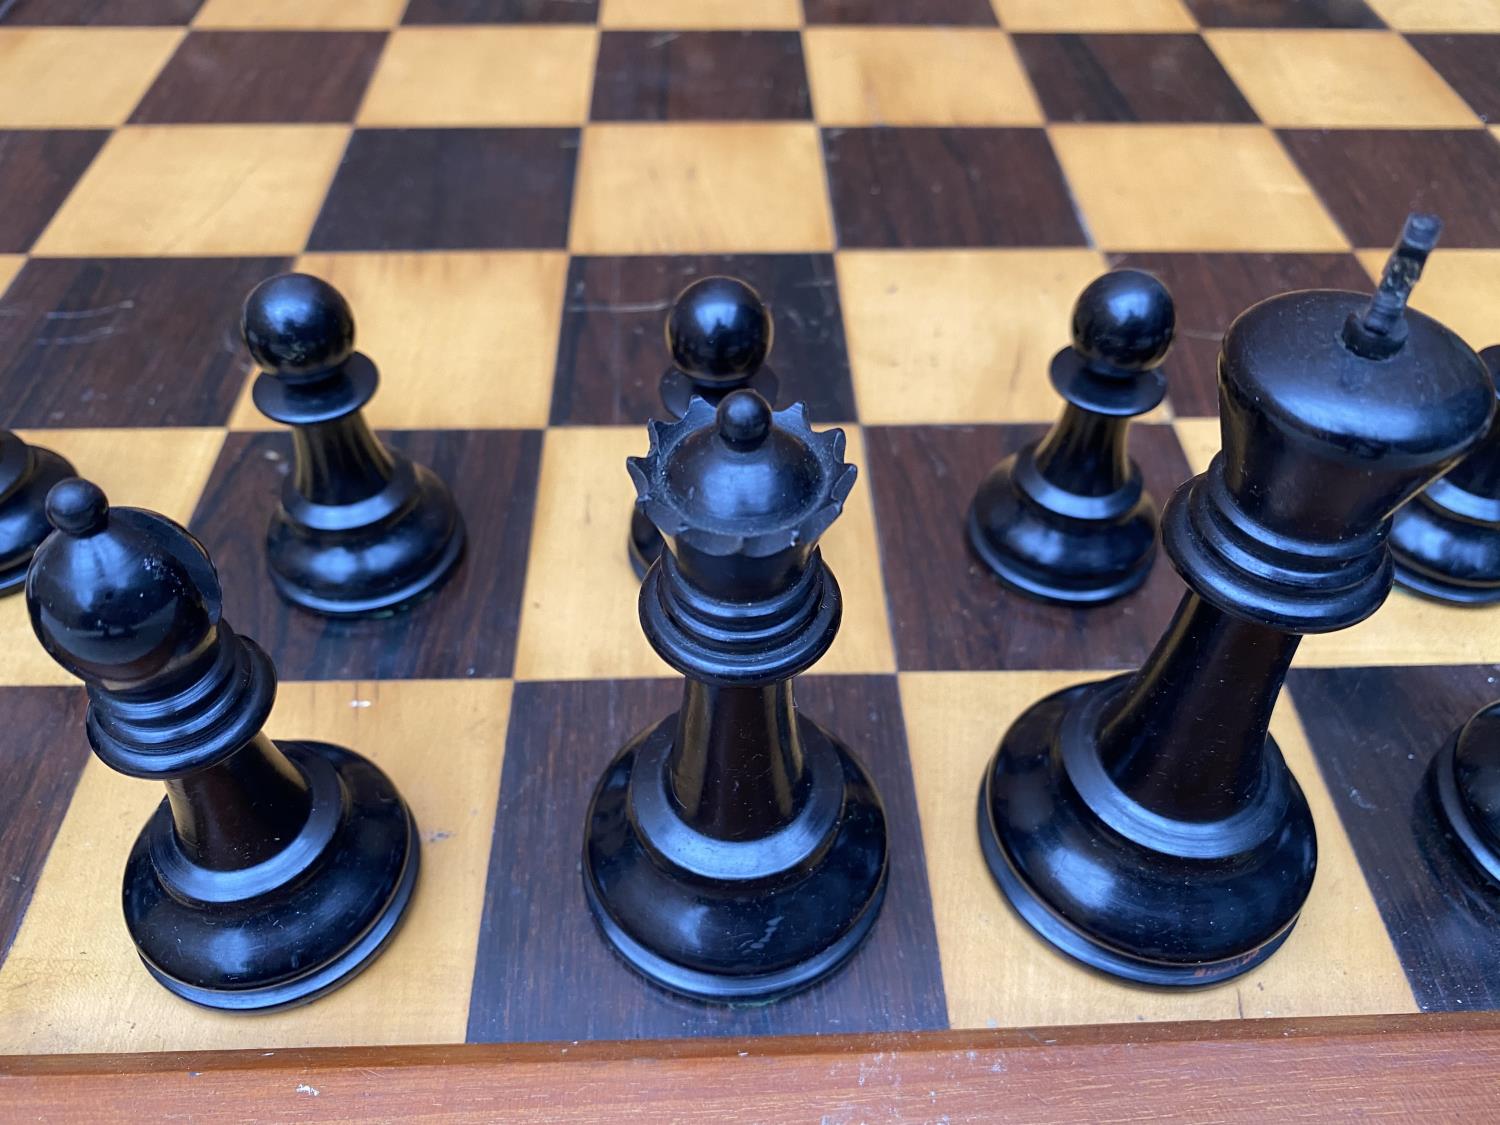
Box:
[0,430,74,594]
[1433,700,1500,885]
[629,275,778,577]
[26,478,419,1010]
[978,214,1496,986]
[242,273,465,618]
[1392,344,1500,605]
[967,268,1174,605]
[588,390,887,1002]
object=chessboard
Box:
[2,0,1500,1118]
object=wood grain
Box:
[591,31,810,121]
[401,0,601,23]
[1185,0,1383,27]
[1409,35,1500,134]
[0,29,182,127]
[802,0,997,23]
[0,130,108,253]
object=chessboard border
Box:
[4,1012,1498,1121]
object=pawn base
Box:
[583,713,888,1003]
[1390,492,1500,607]
[966,454,1157,607]
[1433,703,1500,885]
[979,679,1315,987]
[124,741,419,1012]
[0,444,76,594]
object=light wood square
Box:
[33,125,349,257]
[990,0,1196,31]
[359,28,598,127]
[0,427,226,688]
[194,0,409,26]
[569,124,833,254]
[838,249,1108,424]
[0,678,510,1053]
[1366,0,1500,31]
[1356,247,1500,356]
[513,425,894,681]
[1177,415,1500,668]
[1051,125,1348,253]
[600,0,802,27]
[1207,30,1479,128]
[900,669,1417,1031]
[0,256,23,295]
[229,252,567,431]
[0,29,182,127]
[805,29,1042,127]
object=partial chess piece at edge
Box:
[26,478,420,1010]
[0,429,75,595]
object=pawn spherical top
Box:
[45,476,108,536]
[1072,268,1175,374]
[242,273,356,378]
[667,276,773,383]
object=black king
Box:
[583,389,889,1002]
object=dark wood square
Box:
[1014,34,1257,124]
[1184,0,1383,27]
[1410,35,1500,123]
[591,31,810,121]
[1288,664,1500,1012]
[550,254,856,426]
[1279,129,1500,248]
[821,128,1085,249]
[466,675,948,1042]
[865,423,1192,671]
[402,0,599,22]
[803,0,997,24]
[0,256,288,428]
[129,31,387,124]
[189,428,541,681]
[308,128,579,252]
[0,0,202,23]
[0,130,108,254]
[1105,253,1374,417]
[0,688,89,970]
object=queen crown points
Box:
[628,392,856,559]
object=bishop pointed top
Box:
[628,390,855,559]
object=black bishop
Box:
[26,478,420,1010]
[587,390,887,1002]
[242,273,465,617]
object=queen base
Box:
[583,713,888,1003]
[123,741,420,1012]
[979,678,1316,987]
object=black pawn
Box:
[26,478,419,1010]
[979,215,1495,986]
[967,269,1174,605]
[628,275,777,577]
[587,390,887,1002]
[1433,700,1500,884]
[1391,344,1500,604]
[0,430,74,594]
[242,273,465,617]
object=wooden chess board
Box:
[2,0,1500,1118]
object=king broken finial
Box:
[1343,212,1442,360]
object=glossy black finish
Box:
[979,215,1497,986]
[629,276,779,577]
[243,273,465,617]
[967,269,1173,605]
[1392,345,1500,604]
[587,391,888,1002]
[0,430,74,594]
[25,479,418,1011]
[1434,700,1500,885]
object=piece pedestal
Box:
[583,712,888,1002]
[124,739,419,1012]
[979,677,1316,986]
[1391,478,1500,605]
[0,441,75,593]
[1433,702,1500,885]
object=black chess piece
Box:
[1432,700,1500,885]
[25,478,419,1011]
[242,273,465,617]
[967,269,1174,605]
[1391,344,1500,605]
[978,214,1496,986]
[0,430,74,594]
[586,390,887,1002]
[628,275,778,577]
